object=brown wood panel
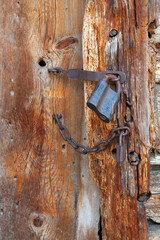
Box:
[83,0,159,239]
[147,9,160,239]
[0,1,100,239]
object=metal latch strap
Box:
[48,67,126,83]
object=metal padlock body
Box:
[87,80,120,123]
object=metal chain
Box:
[53,114,130,155]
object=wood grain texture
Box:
[83,0,159,239]
[0,1,100,239]
[148,220,160,240]
[146,12,160,239]
[145,166,160,224]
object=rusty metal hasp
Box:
[48,67,126,83]
[50,68,129,165]
[49,68,126,123]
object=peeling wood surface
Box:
[0,1,100,239]
[150,150,160,165]
[145,166,160,224]
[83,0,159,239]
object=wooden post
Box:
[83,0,159,239]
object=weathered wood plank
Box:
[150,150,160,165]
[146,194,160,223]
[150,167,160,194]
[148,219,160,240]
[145,166,160,224]
[146,12,160,239]
[0,1,100,239]
[83,0,159,239]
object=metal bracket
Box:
[48,67,126,83]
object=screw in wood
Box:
[109,29,118,38]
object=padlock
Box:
[87,76,121,123]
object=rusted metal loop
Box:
[53,113,62,119]
[96,146,107,153]
[76,143,91,154]
[111,126,130,136]
[137,192,151,202]
[93,140,108,149]
[96,143,109,152]
[59,129,67,140]
[59,127,71,141]
[76,147,88,154]
[48,68,126,83]
[70,138,79,148]
[128,152,141,166]
[109,77,120,82]
[63,126,71,140]
[67,138,78,149]
[103,74,120,83]
[128,159,139,166]
[103,74,121,95]
[76,141,88,149]
[88,147,98,153]
[55,115,64,130]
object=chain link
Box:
[53,114,130,155]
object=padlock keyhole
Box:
[100,115,107,121]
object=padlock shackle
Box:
[102,74,119,83]
[103,75,121,95]
[116,80,121,95]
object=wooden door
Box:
[0,1,160,240]
[0,1,99,239]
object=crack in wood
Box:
[98,208,102,240]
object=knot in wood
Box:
[29,213,53,236]
[29,213,48,232]
[33,216,44,227]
